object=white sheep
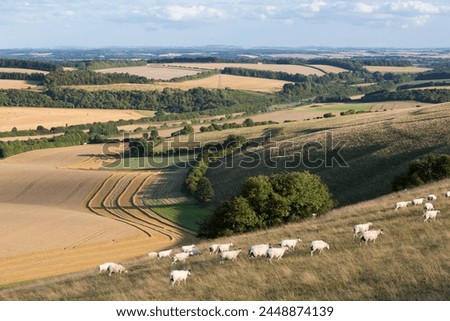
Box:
[147,252,158,259]
[352,222,373,238]
[172,252,190,265]
[428,194,437,201]
[359,229,384,246]
[248,244,271,258]
[266,247,288,262]
[395,201,412,210]
[412,198,424,205]
[169,269,191,286]
[181,244,196,253]
[445,191,450,197]
[107,263,128,276]
[157,249,173,259]
[423,210,440,222]
[279,238,302,250]
[309,240,330,256]
[209,244,220,254]
[423,202,435,211]
[188,248,202,256]
[97,262,116,274]
[219,248,242,263]
[217,242,234,253]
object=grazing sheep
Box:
[312,213,318,218]
[147,252,158,259]
[423,202,435,211]
[412,198,424,205]
[395,201,412,210]
[219,248,242,263]
[209,244,220,254]
[169,269,191,286]
[266,247,288,263]
[445,191,450,197]
[248,244,271,258]
[107,263,128,276]
[359,229,384,246]
[279,238,302,250]
[157,249,173,259]
[181,244,196,253]
[428,194,438,201]
[172,252,190,265]
[97,262,116,274]
[423,210,440,222]
[217,242,234,253]
[352,222,373,238]
[188,248,202,256]
[309,240,330,256]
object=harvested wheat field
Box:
[364,66,431,73]
[164,63,325,75]
[0,107,145,132]
[96,64,203,80]
[0,144,195,286]
[0,80,41,90]
[0,67,49,74]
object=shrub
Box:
[194,177,215,202]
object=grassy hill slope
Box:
[1,179,448,300]
[206,103,450,207]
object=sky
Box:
[0,0,449,49]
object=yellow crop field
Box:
[96,64,204,80]
[0,79,41,90]
[0,67,49,74]
[163,62,325,75]
[0,107,145,131]
[68,74,291,93]
[364,66,431,73]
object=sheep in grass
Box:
[412,198,424,206]
[395,201,412,210]
[107,263,128,276]
[171,252,190,265]
[359,229,384,246]
[219,249,242,263]
[169,270,191,286]
[423,202,435,211]
[181,244,196,253]
[279,238,302,251]
[266,247,288,263]
[423,210,440,222]
[428,194,438,201]
[248,244,271,258]
[309,240,330,256]
[352,222,373,238]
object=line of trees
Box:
[0,72,45,82]
[0,58,62,72]
[361,89,450,103]
[44,70,150,86]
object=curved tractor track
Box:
[86,172,197,247]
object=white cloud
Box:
[166,5,226,21]
[354,3,379,14]
[409,14,431,26]
[390,1,440,14]
[299,0,327,13]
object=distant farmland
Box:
[0,80,41,90]
[0,67,49,74]
[0,107,145,132]
[364,66,431,73]
[163,63,327,75]
[96,64,204,80]
[70,74,291,93]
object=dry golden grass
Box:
[308,64,347,73]
[0,80,41,90]
[0,107,145,132]
[364,66,432,73]
[0,67,49,74]
[96,64,203,80]
[68,74,291,93]
[1,179,448,300]
[163,63,325,75]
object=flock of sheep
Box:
[97,190,449,286]
[395,191,449,222]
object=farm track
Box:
[86,171,196,244]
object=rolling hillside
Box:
[1,178,448,300]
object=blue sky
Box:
[0,0,449,48]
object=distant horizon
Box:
[0,1,449,49]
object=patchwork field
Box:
[0,67,49,74]
[0,107,145,132]
[0,80,41,90]
[364,66,431,73]
[0,143,196,286]
[96,64,204,80]
[163,63,326,75]
[70,74,291,93]
[308,64,347,73]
